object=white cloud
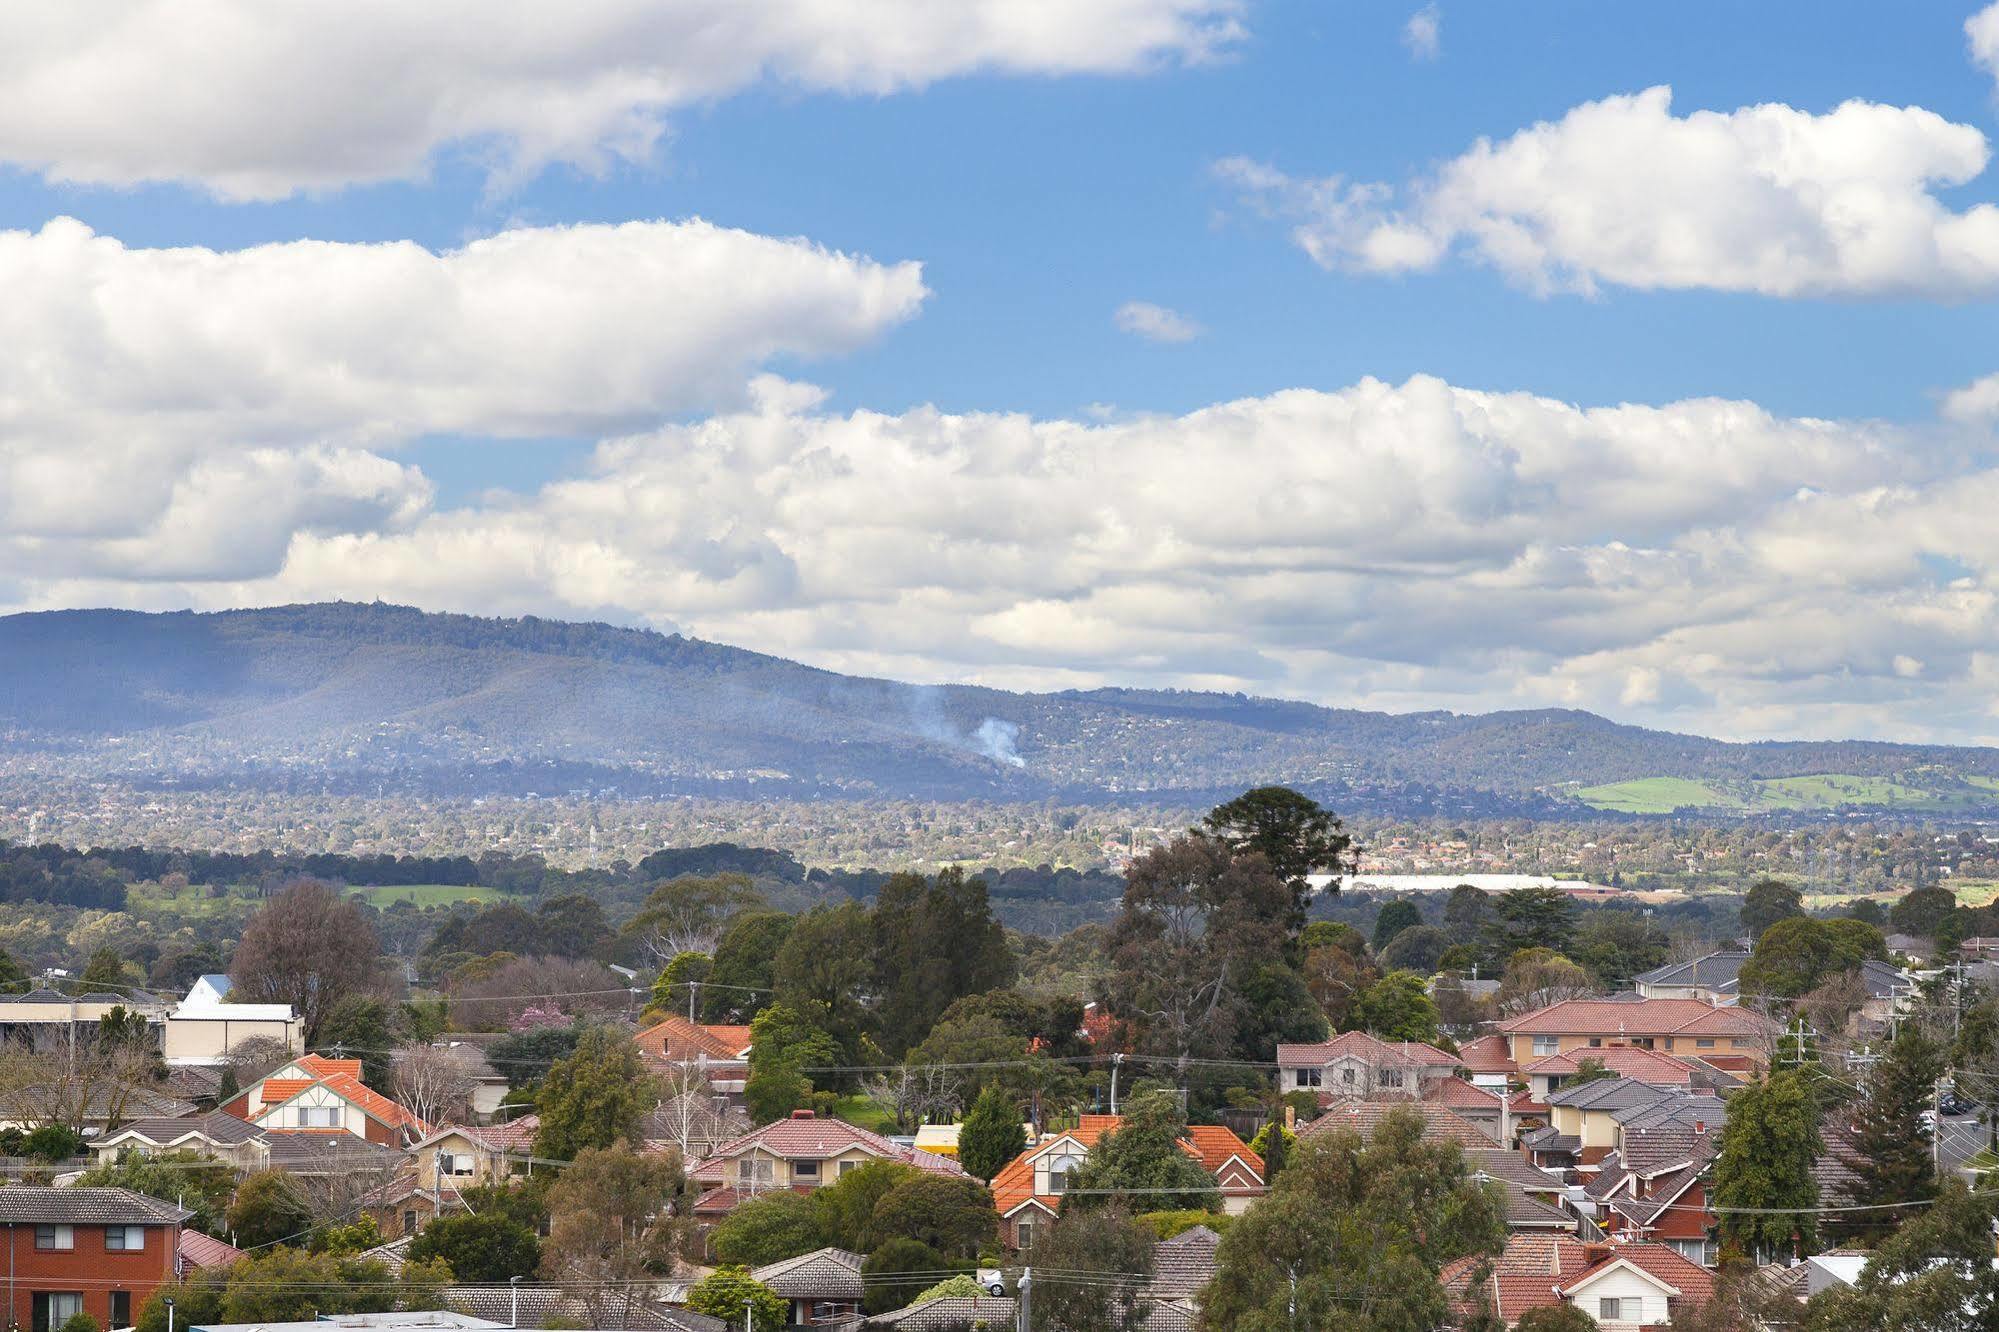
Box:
[0,1,1243,199]
[37,370,1999,743]
[1403,5,1441,61]
[1114,300,1203,342]
[1944,370,1999,423]
[1971,4,1999,83]
[0,217,923,578]
[1223,86,1999,297]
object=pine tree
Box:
[957,1084,1026,1183]
[1846,1028,1943,1238]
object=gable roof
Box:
[0,1187,189,1225]
[253,1070,430,1137]
[1634,951,1750,990]
[1276,1029,1459,1068]
[1523,1045,1696,1085]
[1147,1225,1220,1299]
[1422,1077,1504,1111]
[1301,1099,1495,1148]
[101,1110,267,1148]
[636,1015,754,1062]
[989,1118,1256,1217]
[709,1113,965,1173]
[1498,997,1777,1039]
[751,1246,865,1300]
[1441,1234,1714,1325]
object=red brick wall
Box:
[0,1223,177,1332]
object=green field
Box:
[1804,879,1999,911]
[1574,771,1999,815]
[342,883,505,908]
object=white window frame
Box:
[1599,1297,1626,1321]
[1533,1036,1559,1056]
[793,1158,821,1179]
[300,1105,340,1128]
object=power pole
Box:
[1017,1268,1031,1332]
[1109,1053,1124,1114]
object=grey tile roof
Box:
[1546,1078,1679,1113]
[865,1296,1018,1328]
[1464,1150,1566,1193]
[1615,1094,1726,1130]
[751,1246,865,1300]
[107,1111,266,1146]
[1616,1123,1717,1175]
[1500,1182,1578,1230]
[1146,1225,1219,1299]
[444,1288,717,1331]
[1605,1164,1702,1227]
[1634,952,1749,990]
[263,1131,406,1173]
[0,1186,189,1225]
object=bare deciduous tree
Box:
[230,879,384,1041]
[541,1143,691,1327]
[864,1063,965,1134]
[393,1044,478,1129]
[449,956,631,1032]
[0,1036,158,1136]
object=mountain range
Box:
[2,602,1996,816]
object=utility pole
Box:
[1109,1053,1124,1114]
[687,979,699,1023]
[1017,1268,1032,1332]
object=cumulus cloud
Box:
[41,371,1999,743]
[1971,4,1999,82]
[0,1,1243,199]
[0,217,922,579]
[1222,86,1999,297]
[1114,300,1203,342]
[1403,5,1441,61]
[1944,370,1999,423]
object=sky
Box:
[4,1,1999,745]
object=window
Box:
[300,1105,340,1128]
[402,1210,417,1235]
[34,1224,74,1251]
[1587,1037,1603,1048]
[104,1225,146,1251]
[838,1159,859,1176]
[1599,1297,1628,1320]
[1632,1037,1655,1049]
[1341,1067,1357,1086]
[737,1158,775,1186]
[1295,1068,1322,1088]
[811,1303,854,1321]
[1533,1036,1559,1056]
[1047,1169,1069,1195]
[32,1293,82,1332]
[1015,1219,1037,1248]
[1670,1237,1717,1267]
[1695,1038,1716,1049]
[1377,1068,1404,1089]
[793,1159,821,1179]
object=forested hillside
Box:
[4,602,1998,812]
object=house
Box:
[1632,952,1752,1003]
[1301,1098,1497,1149]
[690,1111,968,1224]
[1529,1080,1724,1179]
[1455,1034,1519,1091]
[408,1118,540,1193]
[863,1296,1019,1328]
[1443,1235,1715,1330]
[92,1111,271,1173]
[162,995,302,1066]
[645,1092,749,1160]
[392,1042,510,1122]
[220,1053,430,1144]
[1496,998,1779,1068]
[176,1228,244,1277]
[988,1116,1264,1248]
[1421,1076,1509,1142]
[184,975,233,1006]
[1463,1149,1577,1235]
[1518,1045,1696,1103]
[0,989,166,1052]
[636,1016,753,1093]
[0,1187,190,1332]
[1276,1030,1462,1101]
[750,1246,865,1326]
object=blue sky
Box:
[4,2,1999,743]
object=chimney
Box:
[789,1109,816,1119]
[1283,1102,1296,1130]
[1694,1120,1706,1135]
[1583,1243,1613,1267]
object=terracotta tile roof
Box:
[988,1119,1255,1218]
[1442,1234,1713,1324]
[710,1112,964,1171]
[636,1015,753,1062]
[1497,998,1777,1039]
[1455,1034,1518,1074]
[176,1228,244,1273]
[1301,1099,1495,1148]
[258,1078,316,1104]
[1183,1124,1263,1177]
[297,1053,366,1080]
[1523,1046,1696,1085]
[1559,1242,1716,1302]
[256,1070,430,1137]
[1422,1078,1504,1110]
[1276,1029,1459,1068]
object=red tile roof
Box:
[1183,1124,1264,1177]
[254,1070,430,1137]
[297,1054,366,1080]
[177,1228,243,1273]
[1497,998,1775,1039]
[258,1078,315,1104]
[636,1016,753,1061]
[1422,1077,1504,1110]
[1442,1234,1714,1325]
[1456,1034,1518,1074]
[1276,1030,1460,1068]
[988,1118,1261,1218]
[1523,1046,1696,1085]
[708,1113,965,1173]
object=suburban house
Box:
[220,1054,430,1144]
[1276,1030,1462,1101]
[690,1111,968,1225]
[636,1016,753,1093]
[1518,1045,1697,1104]
[988,1115,1264,1248]
[408,1118,541,1193]
[750,1247,865,1326]
[1523,1079,1724,1178]
[184,975,234,1006]
[92,1111,271,1172]
[160,979,302,1067]
[0,989,166,1051]
[1632,952,1753,1003]
[1301,1098,1498,1149]
[1584,1115,1722,1267]
[1443,1235,1715,1330]
[1495,998,1779,1069]
[1455,1034,1519,1091]
[1420,1075,1510,1141]
[0,1187,190,1332]
[1463,1149,1578,1235]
